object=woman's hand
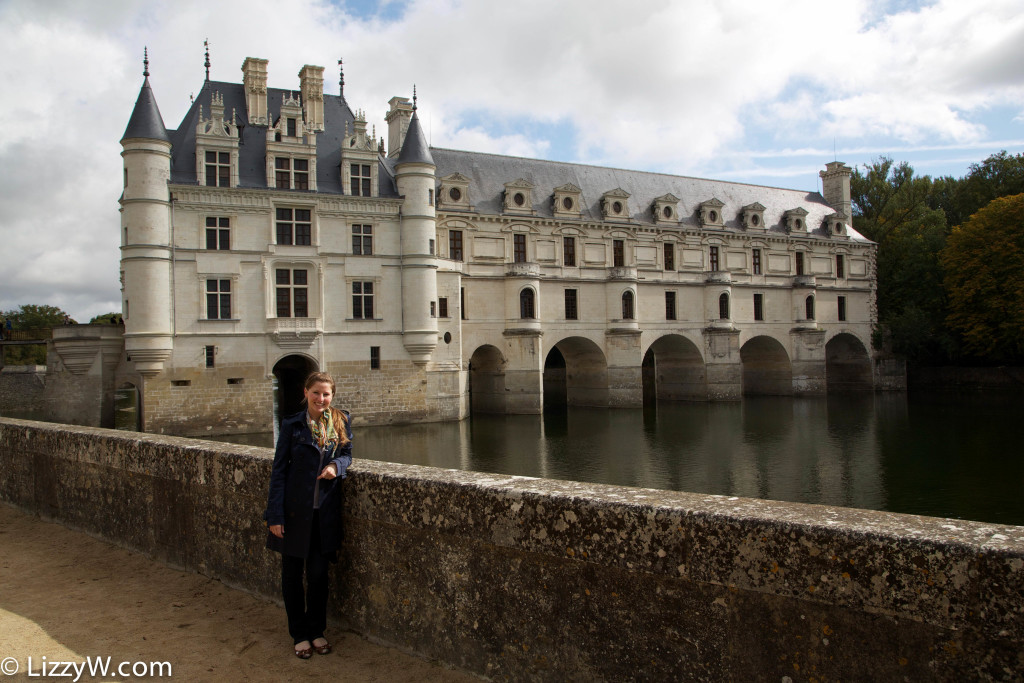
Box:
[269,524,284,539]
[317,464,338,480]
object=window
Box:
[204,345,215,368]
[513,233,527,263]
[613,239,625,267]
[430,301,436,317]
[460,287,466,320]
[563,236,576,266]
[836,254,845,279]
[275,269,308,317]
[370,346,380,369]
[276,208,311,245]
[795,252,805,275]
[621,291,635,320]
[709,246,720,272]
[665,291,676,320]
[286,117,297,137]
[206,279,231,319]
[520,288,535,319]
[205,217,229,250]
[838,296,847,322]
[754,293,764,321]
[664,243,674,271]
[352,281,374,319]
[438,297,449,318]
[752,248,762,275]
[350,164,371,196]
[565,289,578,320]
[805,295,815,320]
[205,151,230,187]
[449,230,463,261]
[428,189,434,206]
[352,224,373,255]
[429,239,435,255]
[274,158,309,190]
[719,292,730,320]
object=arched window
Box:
[805,295,815,320]
[719,292,730,320]
[621,290,635,320]
[520,288,536,319]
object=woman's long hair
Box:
[304,371,350,446]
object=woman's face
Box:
[304,381,333,418]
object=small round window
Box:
[443,331,452,344]
[514,192,525,207]
[663,206,672,219]
[563,197,574,210]
[834,222,843,234]
[795,219,803,230]
[449,187,462,202]
[612,201,623,214]
[751,214,760,227]
[709,210,718,222]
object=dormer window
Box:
[287,117,297,137]
[553,183,583,219]
[601,189,631,221]
[195,91,239,188]
[699,199,725,228]
[653,194,680,225]
[275,157,310,190]
[350,164,371,196]
[823,212,848,238]
[785,208,809,233]
[205,151,231,187]
[266,93,317,192]
[503,179,535,214]
[439,173,471,210]
[740,202,766,230]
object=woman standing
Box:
[264,371,353,659]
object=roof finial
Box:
[338,58,344,97]
[413,84,417,112]
[143,47,150,78]
[204,39,211,82]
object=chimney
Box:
[299,64,325,132]
[819,161,853,220]
[385,96,414,159]
[241,57,269,126]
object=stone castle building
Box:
[106,53,880,436]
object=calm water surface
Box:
[219,392,1024,526]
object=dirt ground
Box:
[0,503,479,682]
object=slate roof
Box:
[396,112,434,166]
[428,148,869,241]
[168,82,398,197]
[122,77,170,143]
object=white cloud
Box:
[0,0,1022,319]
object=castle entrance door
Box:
[272,355,318,429]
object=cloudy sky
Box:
[1,0,1022,322]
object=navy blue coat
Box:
[264,409,353,558]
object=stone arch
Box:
[642,334,706,402]
[544,336,608,410]
[740,335,792,395]
[468,344,507,414]
[114,381,140,431]
[272,354,319,427]
[826,333,873,392]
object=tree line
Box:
[852,150,1024,365]
[0,305,120,365]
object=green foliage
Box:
[0,304,74,366]
[931,151,1024,228]
[941,194,1024,363]
[89,312,123,324]
[852,158,954,362]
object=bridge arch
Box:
[826,332,873,392]
[272,354,319,427]
[544,336,608,410]
[468,344,508,414]
[740,335,792,395]
[642,334,706,403]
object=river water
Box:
[6,391,1022,525]
[217,391,1024,527]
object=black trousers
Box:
[281,511,330,644]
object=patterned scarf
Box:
[309,408,338,449]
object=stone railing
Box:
[1,417,1021,681]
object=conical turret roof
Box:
[396,111,433,166]
[122,76,170,144]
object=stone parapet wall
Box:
[0,367,47,417]
[1,418,1020,680]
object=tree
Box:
[89,312,123,324]
[931,151,1024,228]
[851,158,954,362]
[0,304,74,365]
[941,193,1024,363]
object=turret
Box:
[394,91,438,365]
[120,50,173,377]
